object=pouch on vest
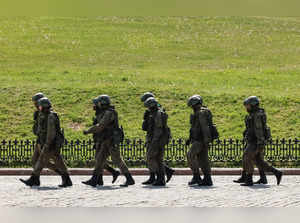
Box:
[113,125,124,145]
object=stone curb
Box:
[0,168,299,176]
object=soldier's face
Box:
[38,106,43,111]
[245,104,251,112]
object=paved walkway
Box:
[1,175,300,207]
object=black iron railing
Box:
[0,138,299,168]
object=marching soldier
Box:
[140,92,175,185]
[142,96,172,186]
[20,97,72,187]
[31,93,63,176]
[186,95,215,186]
[234,96,282,186]
[82,97,120,185]
[82,95,135,187]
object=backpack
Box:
[259,109,272,141]
[159,108,172,145]
[51,112,66,149]
[201,107,219,141]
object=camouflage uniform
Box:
[32,110,61,173]
[85,106,129,175]
[144,107,170,184]
[187,106,212,177]
[92,109,120,179]
[243,108,278,175]
[32,110,69,176]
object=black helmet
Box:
[141,92,155,102]
[244,96,260,106]
[187,95,203,107]
[32,92,45,102]
[92,97,100,105]
[37,97,51,108]
[144,97,158,108]
[98,95,111,105]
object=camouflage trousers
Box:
[146,140,165,174]
[32,143,60,172]
[32,144,68,176]
[94,138,129,175]
[243,143,274,175]
[187,141,211,175]
[94,143,116,173]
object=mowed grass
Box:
[0,17,299,141]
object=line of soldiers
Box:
[20,92,283,188]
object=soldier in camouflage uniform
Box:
[20,97,72,187]
[234,96,283,186]
[140,92,175,185]
[142,96,171,186]
[186,95,213,186]
[82,97,120,185]
[82,95,135,187]
[31,93,63,176]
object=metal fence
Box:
[0,138,299,168]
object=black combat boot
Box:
[142,172,156,185]
[271,168,283,185]
[233,170,246,183]
[82,173,99,187]
[19,174,40,187]
[106,166,120,184]
[120,173,135,187]
[152,172,166,186]
[165,166,175,183]
[59,174,73,188]
[240,174,253,186]
[198,174,213,186]
[112,170,120,184]
[97,174,104,186]
[188,172,202,186]
[254,170,268,184]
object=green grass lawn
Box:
[0,17,299,141]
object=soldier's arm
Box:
[85,110,114,134]
[152,111,164,141]
[198,111,212,144]
[45,114,57,147]
[254,113,265,146]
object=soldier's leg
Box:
[255,148,282,185]
[82,141,110,187]
[146,141,160,174]
[187,141,202,185]
[198,143,212,186]
[50,150,73,187]
[109,144,135,187]
[32,143,41,168]
[143,143,157,185]
[20,146,51,186]
[240,143,257,186]
[253,152,268,184]
[161,144,175,183]
[95,143,120,183]
[152,142,166,186]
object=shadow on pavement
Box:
[94,185,123,191]
[142,185,170,189]
[248,184,271,189]
[189,185,216,190]
[32,186,62,191]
